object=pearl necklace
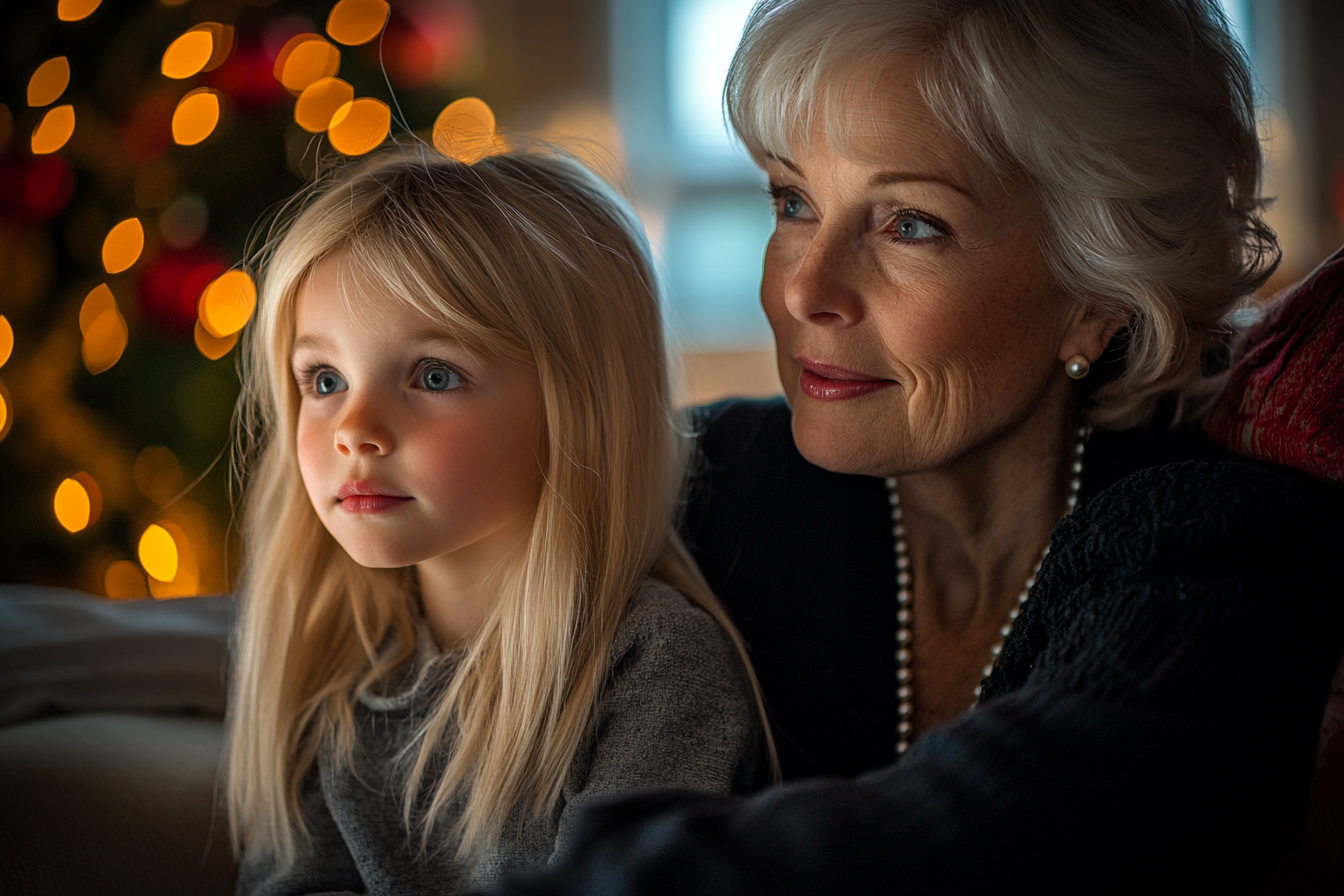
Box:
[886,427,1087,755]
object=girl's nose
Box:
[334,398,394,456]
[784,225,866,327]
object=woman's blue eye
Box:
[894,216,944,240]
[782,195,807,218]
[314,370,347,395]
[419,365,463,392]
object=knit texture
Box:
[237,579,761,896]
[489,404,1344,896]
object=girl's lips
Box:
[797,359,896,402]
[338,495,412,514]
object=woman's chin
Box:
[791,410,898,478]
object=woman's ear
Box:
[1059,302,1127,366]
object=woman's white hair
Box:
[728,0,1279,428]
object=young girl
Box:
[226,146,772,895]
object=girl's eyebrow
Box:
[291,335,331,356]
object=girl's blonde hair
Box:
[227,146,773,864]
[727,0,1280,428]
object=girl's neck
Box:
[415,515,531,649]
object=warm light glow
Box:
[276,35,341,94]
[195,320,239,360]
[80,284,129,375]
[433,97,500,164]
[57,0,102,22]
[326,0,390,46]
[79,284,116,335]
[134,445,184,504]
[138,524,179,582]
[198,269,256,337]
[28,57,70,107]
[328,98,390,156]
[54,477,91,532]
[161,29,214,80]
[105,560,149,599]
[294,77,353,132]
[0,383,10,441]
[0,315,12,368]
[172,88,221,146]
[146,520,198,598]
[31,105,75,155]
[102,218,145,274]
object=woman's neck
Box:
[895,392,1080,729]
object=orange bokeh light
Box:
[162,28,214,80]
[0,381,11,442]
[57,0,102,22]
[294,77,354,132]
[0,315,12,368]
[433,97,502,164]
[275,34,341,95]
[80,283,129,375]
[138,523,179,583]
[172,87,221,146]
[328,97,391,156]
[105,560,149,599]
[102,218,145,274]
[198,269,256,338]
[54,472,102,533]
[194,321,239,360]
[326,0,390,46]
[28,57,70,108]
[31,105,75,155]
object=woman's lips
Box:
[336,480,411,514]
[797,359,896,402]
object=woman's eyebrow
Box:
[766,152,805,178]
[868,171,981,207]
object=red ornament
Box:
[137,245,228,337]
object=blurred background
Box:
[0,0,1341,596]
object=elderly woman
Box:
[493,0,1344,892]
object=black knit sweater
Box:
[492,398,1344,894]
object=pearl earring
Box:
[1065,354,1090,379]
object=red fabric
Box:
[1205,245,1344,890]
[1204,244,1344,484]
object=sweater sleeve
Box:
[548,581,761,865]
[235,767,365,896]
[491,461,1344,895]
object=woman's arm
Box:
[491,460,1344,895]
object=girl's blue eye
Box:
[315,370,347,395]
[419,365,463,392]
[894,215,945,241]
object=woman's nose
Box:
[333,395,394,456]
[784,226,866,326]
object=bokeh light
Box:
[57,0,102,22]
[327,0,390,46]
[79,283,129,374]
[275,34,341,94]
[294,77,353,132]
[172,88,222,146]
[433,97,500,164]
[138,523,179,583]
[27,58,71,108]
[104,561,149,599]
[195,320,240,360]
[54,473,102,533]
[145,520,199,598]
[328,98,391,155]
[159,194,208,249]
[0,382,11,442]
[199,269,257,337]
[31,105,76,155]
[162,28,215,80]
[102,218,145,274]
[0,316,12,368]
[134,445,184,505]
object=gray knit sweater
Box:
[236,579,762,896]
